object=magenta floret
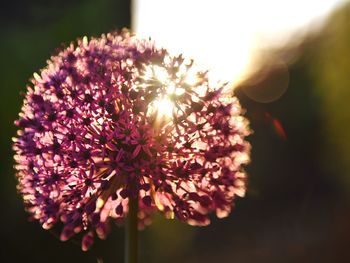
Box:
[13,30,250,250]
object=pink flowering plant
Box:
[13,29,250,261]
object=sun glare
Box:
[155,97,174,118]
[133,0,342,87]
[142,58,201,120]
[152,66,169,83]
[142,64,177,119]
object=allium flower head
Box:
[13,30,250,250]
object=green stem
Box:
[125,195,138,263]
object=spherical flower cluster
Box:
[13,30,250,250]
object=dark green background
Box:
[1,1,350,262]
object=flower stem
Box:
[125,195,138,263]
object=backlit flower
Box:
[13,29,250,250]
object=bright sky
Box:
[133,0,344,84]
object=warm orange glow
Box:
[153,97,174,118]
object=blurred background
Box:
[1,0,350,262]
